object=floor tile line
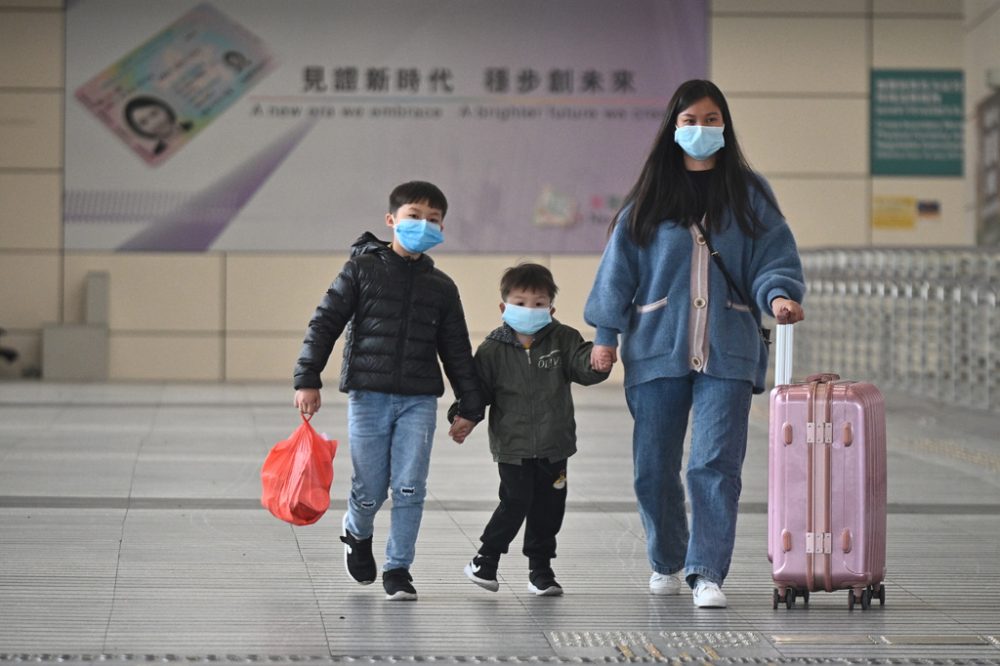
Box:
[101,428,151,652]
[292,525,334,657]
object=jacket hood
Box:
[350,231,390,257]
[351,231,435,269]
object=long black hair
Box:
[611,79,780,246]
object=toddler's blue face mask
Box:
[502,303,552,335]
[674,125,725,161]
[394,219,444,254]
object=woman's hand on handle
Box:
[591,344,618,373]
[771,297,805,325]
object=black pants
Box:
[479,457,567,570]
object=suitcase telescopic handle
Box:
[774,323,794,386]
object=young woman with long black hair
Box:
[584,79,805,608]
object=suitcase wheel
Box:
[772,588,794,609]
[849,587,876,610]
[773,587,806,609]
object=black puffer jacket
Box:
[294,232,485,421]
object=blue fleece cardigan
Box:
[584,176,805,394]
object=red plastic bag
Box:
[261,414,337,526]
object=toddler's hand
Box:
[590,344,618,372]
[449,416,477,444]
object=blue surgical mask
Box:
[674,125,725,161]
[394,219,444,254]
[502,303,552,335]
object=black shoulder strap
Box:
[691,217,753,312]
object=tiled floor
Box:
[0,381,998,664]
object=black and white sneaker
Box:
[339,515,376,585]
[383,567,418,601]
[464,554,499,592]
[528,567,563,596]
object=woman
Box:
[584,79,805,608]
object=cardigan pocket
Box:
[720,308,759,362]
[725,300,771,346]
[634,296,668,314]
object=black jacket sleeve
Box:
[447,345,494,424]
[293,260,359,390]
[436,289,486,421]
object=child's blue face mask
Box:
[674,124,725,161]
[502,303,552,335]
[394,219,444,253]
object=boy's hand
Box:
[590,344,617,373]
[295,388,321,416]
[449,416,477,444]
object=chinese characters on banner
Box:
[299,65,637,96]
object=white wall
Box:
[0,0,985,382]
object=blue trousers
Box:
[344,390,437,571]
[625,373,753,586]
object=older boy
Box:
[294,181,484,601]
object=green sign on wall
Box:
[871,69,963,177]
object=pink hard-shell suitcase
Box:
[767,324,887,610]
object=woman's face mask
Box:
[674,96,725,161]
[674,125,725,161]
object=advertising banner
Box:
[65,0,708,252]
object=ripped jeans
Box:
[344,390,437,572]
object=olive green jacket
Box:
[474,320,609,464]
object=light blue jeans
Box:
[625,373,753,587]
[344,390,437,572]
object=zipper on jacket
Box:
[523,345,538,458]
[393,261,415,392]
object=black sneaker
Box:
[464,554,499,592]
[528,567,563,596]
[339,515,376,585]
[383,567,418,601]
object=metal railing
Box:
[792,248,999,412]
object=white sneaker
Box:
[692,578,727,608]
[649,572,684,595]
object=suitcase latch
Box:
[806,422,832,445]
[806,532,832,554]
